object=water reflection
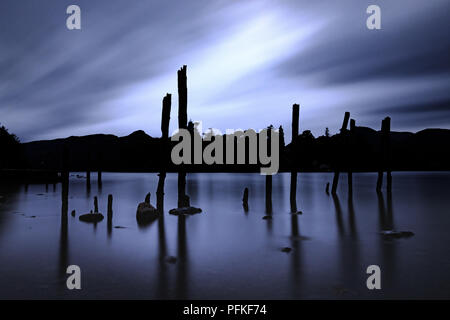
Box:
[332,194,345,237]
[59,180,69,286]
[176,215,188,299]
[1,172,450,299]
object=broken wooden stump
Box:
[79,197,104,223]
[137,193,158,219]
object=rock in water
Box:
[169,206,202,216]
[136,202,158,219]
[380,230,414,239]
[79,213,104,223]
[136,192,159,224]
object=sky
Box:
[0,0,449,142]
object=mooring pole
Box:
[265,128,273,213]
[348,118,356,195]
[384,117,392,193]
[331,112,350,195]
[376,118,386,192]
[290,104,299,212]
[177,66,188,208]
[157,93,171,213]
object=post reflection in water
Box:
[332,193,345,237]
[2,172,449,299]
[59,180,69,287]
[377,189,397,291]
[176,214,188,299]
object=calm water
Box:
[0,172,450,299]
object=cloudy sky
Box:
[0,0,449,142]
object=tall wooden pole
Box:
[385,117,392,193]
[290,104,299,212]
[376,118,386,192]
[348,119,356,195]
[377,117,391,192]
[265,128,273,214]
[177,66,188,208]
[158,93,171,213]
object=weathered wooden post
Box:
[61,144,69,182]
[94,196,99,213]
[177,66,188,208]
[376,117,390,192]
[385,117,392,193]
[290,104,299,213]
[265,127,273,214]
[178,66,188,132]
[331,112,350,194]
[348,119,356,194]
[157,93,171,213]
[161,94,171,141]
[107,194,113,220]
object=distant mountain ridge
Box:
[16,126,450,172]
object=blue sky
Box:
[0,0,449,142]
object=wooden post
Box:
[158,94,171,213]
[292,104,299,141]
[157,172,166,213]
[348,119,356,195]
[161,94,172,140]
[61,145,69,182]
[290,104,299,212]
[376,118,388,192]
[341,112,350,134]
[86,150,91,189]
[107,194,113,220]
[177,66,188,131]
[385,117,392,193]
[97,152,103,188]
[94,196,99,213]
[331,112,350,195]
[177,66,188,208]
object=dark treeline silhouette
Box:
[6,124,450,174]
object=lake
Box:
[0,172,449,299]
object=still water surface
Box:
[0,172,449,299]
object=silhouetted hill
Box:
[14,127,450,173]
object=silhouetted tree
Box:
[279,125,285,149]
[0,124,20,169]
